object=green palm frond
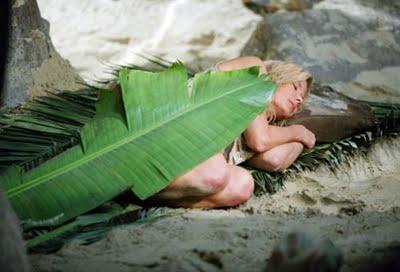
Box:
[0,88,98,172]
[26,203,178,253]
[360,100,400,136]
[1,63,276,229]
[26,204,178,253]
[94,53,196,86]
[25,203,140,252]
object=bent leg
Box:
[150,153,254,208]
[154,153,229,200]
[187,165,254,208]
[247,142,303,172]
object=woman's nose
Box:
[295,96,303,104]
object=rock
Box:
[242,3,400,103]
[242,0,322,15]
[267,231,342,272]
[0,188,30,272]
[286,85,375,142]
[1,0,82,109]
[284,0,323,11]
[242,0,280,15]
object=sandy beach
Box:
[30,138,400,271]
[29,0,400,271]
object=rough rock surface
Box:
[2,0,82,109]
[0,188,30,272]
[287,85,375,142]
[242,1,400,102]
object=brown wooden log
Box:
[287,85,376,142]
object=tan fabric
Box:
[224,134,255,165]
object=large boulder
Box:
[1,0,81,109]
[242,2,400,103]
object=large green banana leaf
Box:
[2,63,275,228]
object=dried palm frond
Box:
[26,204,177,254]
[0,88,99,172]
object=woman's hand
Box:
[290,124,316,149]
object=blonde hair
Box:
[263,60,313,123]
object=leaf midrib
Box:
[7,77,268,198]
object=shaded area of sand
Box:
[30,209,400,272]
[30,137,400,271]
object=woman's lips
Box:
[289,100,297,112]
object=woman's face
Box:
[272,80,308,120]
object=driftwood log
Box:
[287,85,375,143]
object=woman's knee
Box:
[226,166,254,206]
[192,154,230,194]
[200,167,229,194]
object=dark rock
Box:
[353,0,400,18]
[1,0,82,109]
[0,188,30,272]
[287,85,375,142]
[267,231,342,272]
[242,5,400,102]
[242,0,322,15]
[286,0,323,11]
[242,0,280,15]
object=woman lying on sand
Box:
[151,56,315,208]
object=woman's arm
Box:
[215,56,267,74]
[244,112,316,153]
[247,142,304,171]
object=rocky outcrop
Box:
[242,2,400,102]
[1,0,82,109]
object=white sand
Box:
[244,137,400,216]
[30,138,400,271]
[37,0,261,80]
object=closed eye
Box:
[293,82,305,101]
